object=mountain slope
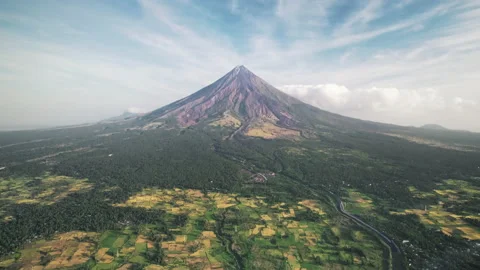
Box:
[141,65,392,138]
[144,66,301,129]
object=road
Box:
[329,191,404,270]
[337,199,400,253]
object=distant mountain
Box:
[141,65,390,138]
[102,111,144,123]
[420,124,449,130]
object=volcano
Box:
[142,65,386,138]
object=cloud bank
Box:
[281,84,478,128]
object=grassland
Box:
[1,188,385,269]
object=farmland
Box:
[0,188,385,269]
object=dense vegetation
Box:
[0,121,479,269]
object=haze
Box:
[1,0,479,131]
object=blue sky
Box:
[1,0,479,130]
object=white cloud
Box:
[410,24,424,32]
[395,0,414,9]
[452,97,477,112]
[274,0,332,32]
[280,84,443,112]
[280,84,476,127]
[230,0,239,14]
[340,49,355,63]
[335,0,384,36]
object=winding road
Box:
[328,191,404,270]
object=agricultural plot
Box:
[0,174,92,219]
[229,197,383,269]
[116,188,384,269]
[391,179,480,240]
[0,226,226,269]
[114,188,237,269]
[1,188,385,269]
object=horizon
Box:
[0,64,468,133]
[1,0,479,131]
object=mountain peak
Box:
[233,64,247,71]
[229,65,253,77]
[143,66,309,138]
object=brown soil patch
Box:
[261,227,276,237]
[95,248,114,263]
[202,231,216,238]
